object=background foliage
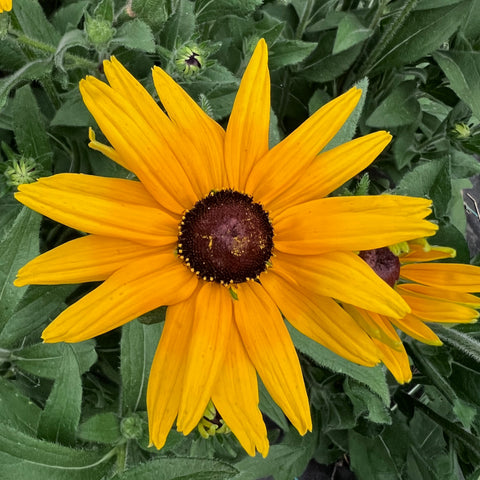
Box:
[1,0,480,479]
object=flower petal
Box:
[274,251,409,318]
[15,235,161,286]
[177,282,233,434]
[41,254,197,343]
[80,76,198,213]
[233,281,312,434]
[152,67,225,189]
[400,263,480,292]
[261,270,380,366]
[267,131,391,212]
[88,128,130,171]
[273,195,437,255]
[373,338,412,384]
[15,174,178,247]
[212,323,269,457]
[399,292,479,323]
[246,87,361,204]
[400,243,455,263]
[148,293,195,449]
[225,39,270,191]
[390,313,442,345]
[397,283,480,308]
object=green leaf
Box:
[55,29,89,73]
[434,325,480,363]
[372,2,470,72]
[111,19,155,53]
[117,457,238,480]
[325,77,369,151]
[0,284,76,348]
[194,0,262,23]
[0,60,52,109]
[0,207,41,338]
[38,345,82,445]
[78,412,121,444]
[129,0,170,30]
[13,341,97,379]
[433,50,480,121]
[0,422,112,480]
[0,377,41,435]
[94,0,114,23]
[366,81,421,128]
[12,85,52,168]
[51,1,89,34]
[287,323,390,405]
[120,320,163,414]
[333,14,372,55]
[50,93,94,127]
[160,0,195,50]
[268,39,316,70]
[258,380,289,431]
[13,0,60,45]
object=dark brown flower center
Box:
[178,190,274,284]
[359,247,400,288]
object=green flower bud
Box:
[452,122,471,139]
[176,45,206,76]
[4,157,40,186]
[85,14,115,46]
[120,414,144,440]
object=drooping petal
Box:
[225,39,270,191]
[152,67,225,189]
[15,174,178,247]
[397,283,480,308]
[148,293,196,449]
[212,323,269,457]
[399,292,479,323]
[400,243,455,263]
[41,254,197,343]
[273,195,437,255]
[267,131,391,212]
[373,338,412,384]
[80,76,198,213]
[177,282,233,434]
[400,263,480,292]
[274,251,409,318]
[389,313,442,345]
[342,305,403,351]
[87,128,130,171]
[260,270,380,366]
[246,87,362,204]
[14,235,161,286]
[233,281,312,434]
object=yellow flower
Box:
[347,240,480,383]
[14,40,437,456]
[0,0,12,13]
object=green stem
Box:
[115,442,127,474]
[358,0,419,77]
[10,29,97,70]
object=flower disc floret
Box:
[359,247,400,287]
[178,189,274,284]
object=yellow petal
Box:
[273,195,437,255]
[267,131,391,212]
[396,283,480,308]
[0,0,12,13]
[15,174,178,247]
[400,263,480,292]
[225,39,270,191]
[390,313,442,345]
[14,235,161,286]
[274,251,409,318]
[88,127,130,171]
[400,243,455,263]
[148,293,195,449]
[261,269,380,366]
[373,339,412,384]
[152,67,225,189]
[246,87,361,204]
[177,282,233,434]
[343,305,403,351]
[212,324,269,457]
[400,292,479,323]
[233,281,312,434]
[41,254,197,343]
[80,76,198,213]
[103,57,214,199]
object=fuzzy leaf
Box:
[111,19,155,53]
[78,412,121,445]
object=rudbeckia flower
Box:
[347,240,480,383]
[14,39,437,456]
[0,0,12,13]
